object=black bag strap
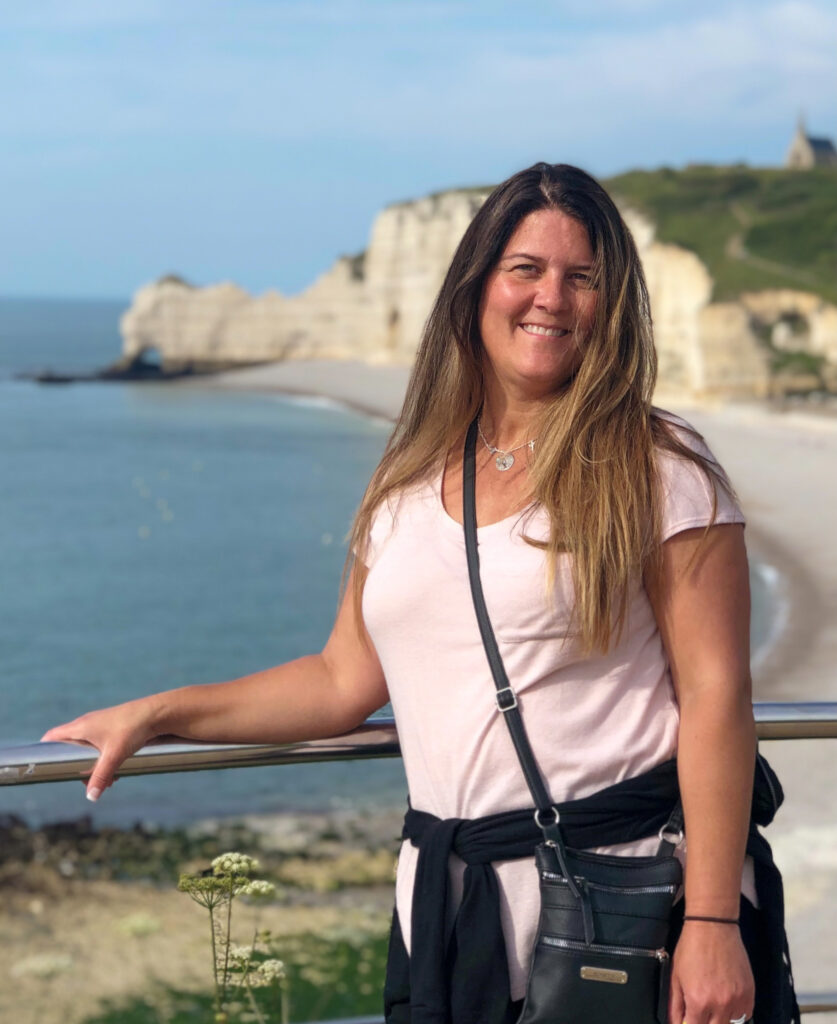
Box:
[463,418,555,817]
[462,417,683,863]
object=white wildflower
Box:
[255,958,286,984]
[241,879,276,901]
[211,852,259,877]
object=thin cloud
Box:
[5,1,834,147]
[413,2,837,143]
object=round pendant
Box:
[495,452,515,472]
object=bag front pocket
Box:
[539,869,677,948]
[517,936,671,1024]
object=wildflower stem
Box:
[235,930,256,998]
[208,905,222,1017]
[220,876,234,1003]
[244,979,267,1024]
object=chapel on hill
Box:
[785,116,837,169]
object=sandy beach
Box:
[188,359,837,1007]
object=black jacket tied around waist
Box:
[383,755,799,1024]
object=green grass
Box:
[81,930,390,1024]
[603,165,837,304]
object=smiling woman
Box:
[43,163,798,1024]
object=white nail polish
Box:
[86,787,102,802]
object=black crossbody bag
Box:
[463,419,684,1024]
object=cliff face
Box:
[121,190,836,399]
[121,190,488,369]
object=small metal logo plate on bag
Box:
[580,966,628,985]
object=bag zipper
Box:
[541,871,677,896]
[541,935,670,961]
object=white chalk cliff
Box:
[120,190,836,399]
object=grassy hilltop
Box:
[603,165,837,305]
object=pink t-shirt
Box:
[362,412,748,1000]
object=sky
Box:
[1,0,835,300]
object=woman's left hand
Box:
[669,921,754,1024]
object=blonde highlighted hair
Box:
[348,163,730,652]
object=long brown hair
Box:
[348,162,729,652]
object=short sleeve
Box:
[655,413,745,543]
[359,495,398,569]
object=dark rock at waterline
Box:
[17,351,257,385]
[19,361,197,385]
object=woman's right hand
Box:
[40,696,162,801]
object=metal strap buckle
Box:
[534,806,561,829]
[495,687,518,712]
[658,825,684,846]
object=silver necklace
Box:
[477,419,536,472]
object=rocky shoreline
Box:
[0,806,403,895]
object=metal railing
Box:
[4,702,837,787]
[0,716,400,786]
[2,701,836,1016]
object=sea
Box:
[0,297,776,828]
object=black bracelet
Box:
[683,915,740,925]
